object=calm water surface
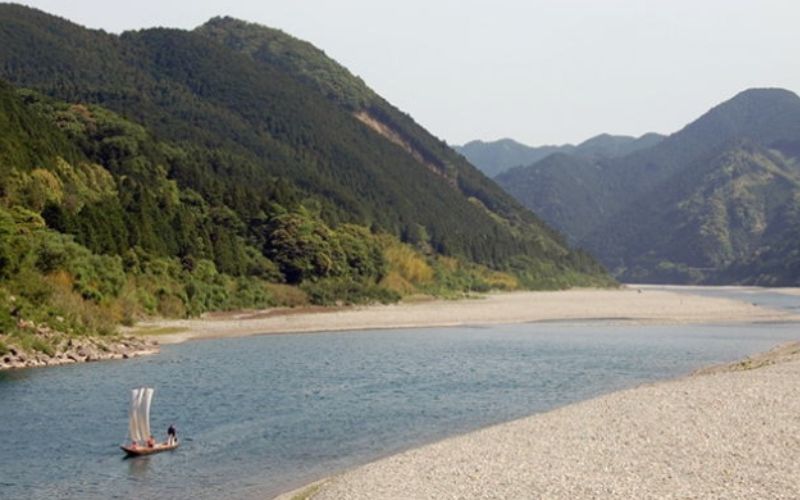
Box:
[1,289,797,499]
[661,285,800,313]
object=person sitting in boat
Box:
[167,424,177,445]
[130,441,138,450]
[146,435,155,448]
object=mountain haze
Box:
[456,133,665,178]
[496,88,800,285]
[455,139,567,178]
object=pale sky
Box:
[17,0,800,146]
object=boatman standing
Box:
[167,424,177,445]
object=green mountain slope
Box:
[0,81,280,353]
[588,140,800,282]
[196,16,377,111]
[496,154,609,244]
[495,88,800,285]
[194,17,557,249]
[0,5,611,283]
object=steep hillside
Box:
[717,202,800,286]
[588,140,800,283]
[496,154,609,244]
[457,133,664,178]
[0,5,613,291]
[496,88,800,284]
[194,17,549,247]
[0,81,275,358]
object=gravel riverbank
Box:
[284,342,800,499]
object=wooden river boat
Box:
[121,440,179,457]
[122,387,178,457]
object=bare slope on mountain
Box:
[195,17,556,243]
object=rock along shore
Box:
[0,320,158,370]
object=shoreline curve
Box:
[276,340,800,499]
[137,286,800,345]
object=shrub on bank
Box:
[301,277,401,306]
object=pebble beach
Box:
[281,345,800,500]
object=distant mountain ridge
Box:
[456,132,665,178]
[496,88,800,285]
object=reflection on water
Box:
[0,367,32,382]
[126,455,152,479]
[1,290,798,499]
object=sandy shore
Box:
[139,287,799,345]
[283,342,800,499]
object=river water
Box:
[0,288,797,499]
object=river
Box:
[0,287,796,499]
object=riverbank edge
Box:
[137,286,800,345]
[273,340,800,500]
[0,321,159,370]
[6,286,797,371]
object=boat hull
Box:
[121,441,179,457]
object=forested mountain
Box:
[496,154,608,245]
[575,133,665,161]
[456,133,664,178]
[0,5,611,355]
[496,88,800,285]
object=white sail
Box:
[141,388,154,440]
[129,388,144,443]
[128,387,154,444]
[129,389,138,442]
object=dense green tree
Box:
[265,208,345,284]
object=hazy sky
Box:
[18,0,800,146]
